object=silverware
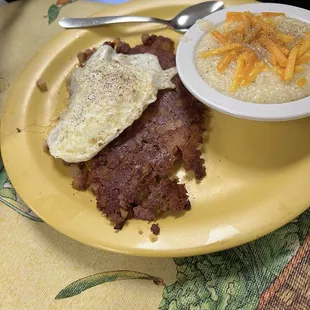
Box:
[58,1,224,32]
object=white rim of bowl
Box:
[176,3,310,121]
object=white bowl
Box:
[176,3,310,121]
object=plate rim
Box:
[177,3,310,121]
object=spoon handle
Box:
[58,16,170,29]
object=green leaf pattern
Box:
[48,4,60,24]
[0,157,16,201]
[0,156,42,222]
[0,77,10,94]
[0,187,16,200]
[55,270,165,299]
[47,0,78,24]
[159,211,310,310]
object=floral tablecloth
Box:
[0,1,309,309]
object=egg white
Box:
[47,45,177,163]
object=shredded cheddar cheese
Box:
[297,77,307,87]
[199,11,310,92]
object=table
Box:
[0,1,309,309]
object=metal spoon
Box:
[58,1,224,32]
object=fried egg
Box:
[47,45,177,163]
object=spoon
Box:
[58,1,224,32]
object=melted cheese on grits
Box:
[47,45,177,163]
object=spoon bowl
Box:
[170,1,224,32]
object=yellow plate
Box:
[2,0,310,257]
